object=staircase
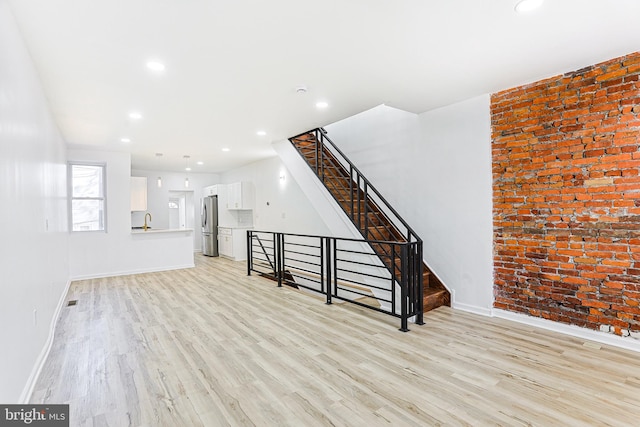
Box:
[289,129,450,313]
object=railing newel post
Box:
[247,230,252,276]
[320,237,325,295]
[400,244,409,332]
[416,242,424,325]
[276,232,282,287]
[325,237,332,305]
[391,243,396,316]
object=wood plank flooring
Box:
[32,255,640,426]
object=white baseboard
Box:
[69,263,195,281]
[492,308,640,353]
[19,279,72,404]
[451,301,493,317]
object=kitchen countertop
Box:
[131,228,193,234]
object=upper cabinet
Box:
[131,177,147,211]
[226,182,254,210]
[203,185,219,197]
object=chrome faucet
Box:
[143,212,152,231]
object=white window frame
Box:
[68,162,107,232]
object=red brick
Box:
[582,300,610,309]
[492,52,640,334]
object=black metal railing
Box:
[248,230,424,331]
[289,128,422,248]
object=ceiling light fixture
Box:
[129,112,142,120]
[296,86,308,94]
[256,130,266,136]
[222,148,230,152]
[514,0,543,13]
[120,137,131,143]
[146,61,165,72]
[197,161,204,166]
[316,101,329,109]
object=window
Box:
[69,163,106,231]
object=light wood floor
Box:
[32,255,640,426]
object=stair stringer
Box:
[273,139,401,313]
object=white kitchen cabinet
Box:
[203,185,219,196]
[218,227,233,258]
[218,227,249,261]
[130,177,147,211]
[226,182,255,210]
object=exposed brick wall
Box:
[491,52,640,336]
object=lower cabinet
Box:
[219,229,232,258]
[218,227,249,261]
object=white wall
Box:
[131,169,219,252]
[0,1,70,402]
[418,96,494,313]
[220,156,331,236]
[68,150,194,279]
[325,100,494,313]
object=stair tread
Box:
[423,287,446,296]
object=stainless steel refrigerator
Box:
[201,195,219,257]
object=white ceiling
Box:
[7,0,640,173]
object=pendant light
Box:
[184,155,191,188]
[155,153,163,188]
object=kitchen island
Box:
[69,228,195,280]
[127,228,194,273]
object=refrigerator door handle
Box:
[202,203,207,228]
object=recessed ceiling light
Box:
[146,61,165,72]
[222,148,230,152]
[129,112,142,120]
[196,161,203,165]
[514,0,543,13]
[256,130,267,136]
[316,101,329,109]
[185,167,192,171]
[120,138,131,143]
[296,86,308,94]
